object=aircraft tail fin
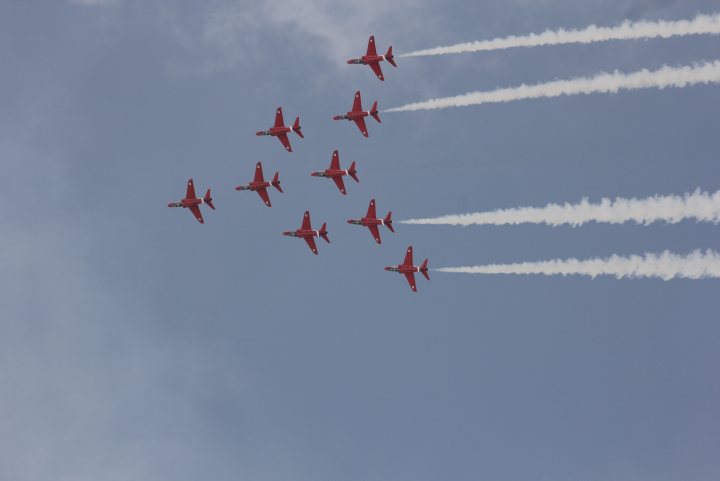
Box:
[319,223,330,243]
[204,189,215,210]
[272,172,283,193]
[385,46,396,67]
[384,211,394,232]
[370,101,381,123]
[292,117,304,138]
[420,259,430,280]
[348,161,359,183]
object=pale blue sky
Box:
[1,1,719,480]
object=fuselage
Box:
[256,125,291,137]
[283,229,319,239]
[347,55,386,65]
[311,169,348,178]
[333,111,369,121]
[347,217,384,227]
[384,264,420,274]
[236,180,270,192]
[168,197,205,209]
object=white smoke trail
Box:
[384,61,720,113]
[401,189,720,227]
[399,13,720,57]
[436,250,720,280]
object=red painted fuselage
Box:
[168,197,203,209]
[256,125,291,136]
[236,180,272,192]
[384,264,424,274]
[333,111,369,121]
[348,216,387,228]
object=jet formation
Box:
[169,36,431,291]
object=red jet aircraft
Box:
[256,107,303,152]
[333,91,380,138]
[282,211,330,255]
[235,162,282,207]
[168,178,215,224]
[347,198,393,244]
[347,36,396,81]
[385,246,429,292]
[310,150,359,195]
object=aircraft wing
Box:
[369,61,384,81]
[274,107,284,127]
[254,162,265,182]
[330,150,340,170]
[276,132,292,152]
[352,91,362,113]
[366,198,377,219]
[332,176,347,195]
[301,210,311,230]
[189,205,204,224]
[366,35,378,57]
[404,272,417,292]
[403,246,413,266]
[186,179,197,200]
[256,187,271,207]
[368,224,382,244]
[304,236,318,255]
[353,117,368,137]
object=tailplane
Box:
[292,117,304,138]
[348,161,359,183]
[420,259,430,281]
[384,211,394,232]
[370,101,381,123]
[319,223,330,243]
[385,46,396,67]
[272,172,283,193]
[204,189,215,210]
